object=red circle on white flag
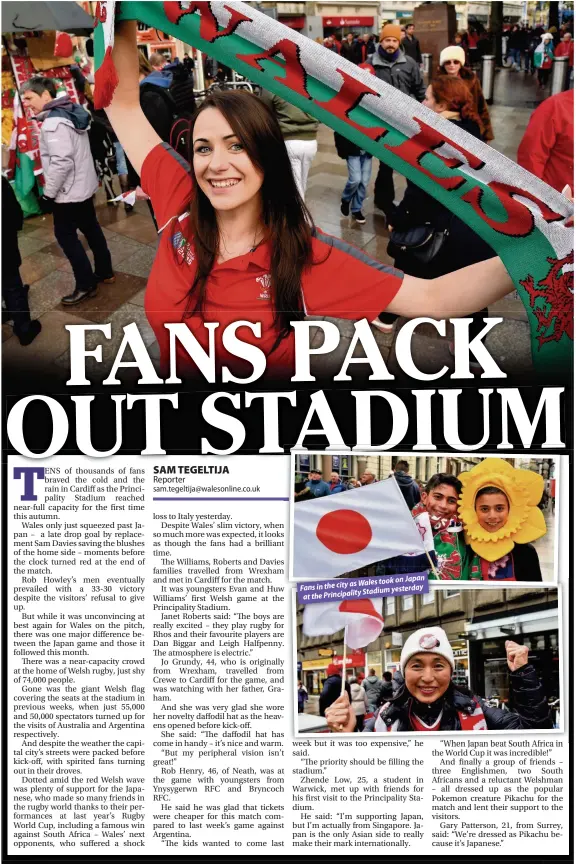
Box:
[316,509,372,554]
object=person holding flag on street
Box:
[375,473,467,581]
[414,473,468,581]
[325,626,552,732]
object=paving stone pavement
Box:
[3,68,549,375]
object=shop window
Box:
[339,455,351,478]
[295,455,310,481]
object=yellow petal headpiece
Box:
[458,458,547,562]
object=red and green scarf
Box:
[93,1,573,374]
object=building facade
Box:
[254,1,527,37]
[294,452,484,483]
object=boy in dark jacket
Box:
[402,24,422,64]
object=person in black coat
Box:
[379,75,494,334]
[393,461,421,510]
[319,665,352,717]
[340,33,362,65]
[2,176,41,345]
[378,671,394,705]
[325,628,552,732]
[402,24,422,64]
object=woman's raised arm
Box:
[387,256,515,319]
[104,20,162,177]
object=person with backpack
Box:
[362,669,385,710]
[136,53,177,154]
[163,57,197,117]
[20,76,114,306]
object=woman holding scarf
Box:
[104,20,535,380]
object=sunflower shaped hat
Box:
[458,458,547,562]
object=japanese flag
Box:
[292,478,427,581]
[303,598,384,649]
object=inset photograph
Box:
[291,454,557,584]
[296,586,560,734]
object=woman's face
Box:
[475,491,510,532]
[423,85,446,113]
[404,654,452,703]
[192,107,264,212]
[443,59,462,76]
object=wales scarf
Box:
[93,1,573,374]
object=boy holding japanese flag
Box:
[377,473,468,581]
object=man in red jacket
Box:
[517,89,574,193]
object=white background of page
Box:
[7,454,569,856]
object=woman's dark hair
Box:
[184,90,314,350]
[383,671,392,682]
[429,75,481,126]
[475,485,509,504]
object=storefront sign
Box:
[302,658,331,670]
[323,17,374,27]
[279,16,305,29]
[333,652,365,667]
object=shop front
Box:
[451,638,470,689]
[334,651,366,680]
[136,22,181,61]
[467,608,559,705]
[301,651,366,693]
[365,651,382,679]
[301,648,335,693]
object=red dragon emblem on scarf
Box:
[520,253,574,348]
[437,549,462,580]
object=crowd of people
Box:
[295,458,551,583]
[2,16,573,364]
